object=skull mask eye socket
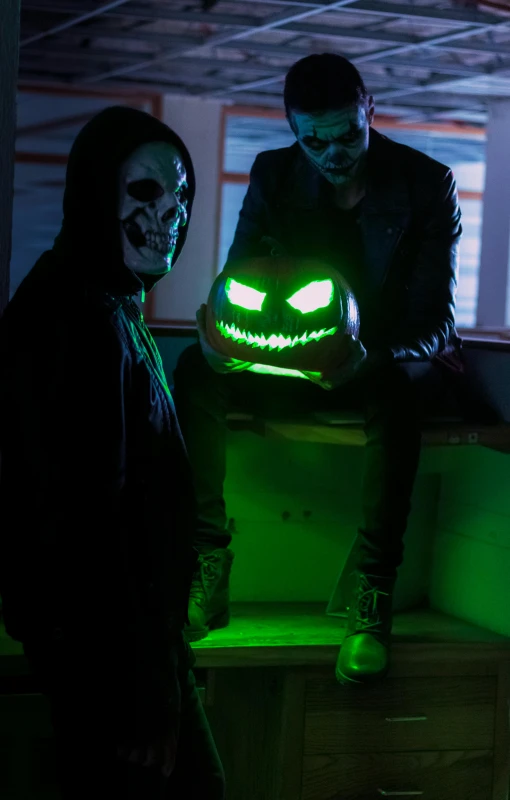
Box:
[127,178,165,202]
[226,278,266,311]
[287,279,334,314]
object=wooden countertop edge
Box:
[1,641,510,678]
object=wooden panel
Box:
[493,661,510,800]
[301,750,493,800]
[204,667,285,800]
[276,671,307,800]
[0,693,58,799]
[262,421,510,452]
[2,608,510,674]
[304,676,496,753]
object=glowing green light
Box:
[287,280,334,314]
[247,364,312,379]
[225,278,266,311]
[217,320,338,351]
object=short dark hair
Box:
[284,53,368,122]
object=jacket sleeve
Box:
[381,169,462,364]
[225,154,270,265]
[22,305,182,740]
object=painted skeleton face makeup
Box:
[118,140,188,275]
[291,102,374,186]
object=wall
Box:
[428,446,510,637]
[153,96,223,323]
[463,346,510,422]
[0,0,20,314]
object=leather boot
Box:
[184,548,235,642]
[336,572,396,685]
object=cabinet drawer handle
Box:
[377,791,424,797]
[385,716,427,723]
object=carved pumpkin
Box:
[206,257,360,373]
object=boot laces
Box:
[354,576,389,632]
[188,555,221,601]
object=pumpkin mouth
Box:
[216,320,338,350]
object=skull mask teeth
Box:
[118,140,188,275]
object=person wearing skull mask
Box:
[173,54,495,684]
[0,107,225,798]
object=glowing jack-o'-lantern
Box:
[206,258,360,374]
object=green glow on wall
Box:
[286,280,334,314]
[225,278,266,311]
[217,320,338,351]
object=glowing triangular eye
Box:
[287,280,334,313]
[225,278,266,311]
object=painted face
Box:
[118,140,188,275]
[206,258,360,374]
[291,103,373,186]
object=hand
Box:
[302,336,367,390]
[116,729,178,778]
[196,304,251,374]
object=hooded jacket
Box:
[0,107,198,739]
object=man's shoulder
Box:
[251,143,300,177]
[372,128,452,183]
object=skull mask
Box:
[118,140,188,275]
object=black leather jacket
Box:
[227,127,464,373]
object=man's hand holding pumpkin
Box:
[196,304,251,374]
[302,336,367,389]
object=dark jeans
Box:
[23,637,226,800]
[173,343,459,579]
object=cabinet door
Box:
[0,692,59,800]
[201,667,287,800]
[302,750,493,800]
[304,675,495,752]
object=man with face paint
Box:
[173,53,483,685]
[0,107,225,798]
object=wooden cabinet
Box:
[0,605,509,800]
[194,605,510,800]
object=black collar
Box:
[281,127,410,216]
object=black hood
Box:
[52,105,195,295]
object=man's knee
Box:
[365,359,446,423]
[174,343,216,393]
[173,343,231,416]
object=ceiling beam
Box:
[232,0,505,27]
[20,24,500,79]
[23,4,263,29]
[80,5,510,87]
[21,12,510,60]
[77,0,366,84]
[18,57,422,94]
[204,13,510,97]
[22,0,506,29]
[21,3,510,51]
[20,46,437,86]
[20,0,135,47]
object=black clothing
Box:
[0,107,198,741]
[23,638,226,800]
[173,344,454,567]
[226,127,464,369]
[173,126,466,572]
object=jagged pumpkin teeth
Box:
[206,257,360,373]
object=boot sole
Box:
[184,608,231,643]
[335,662,390,686]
